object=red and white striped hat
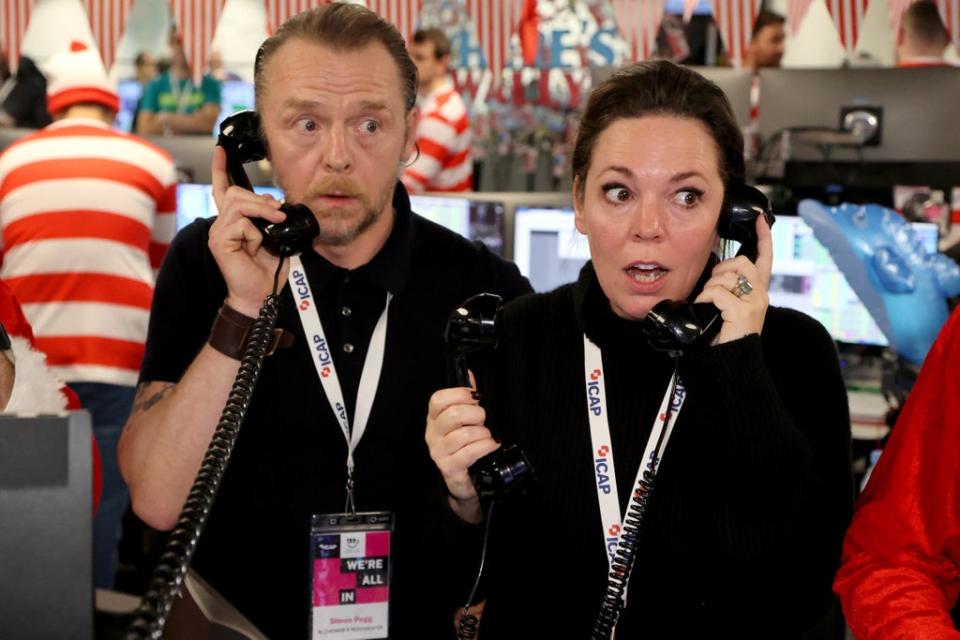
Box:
[45,40,119,115]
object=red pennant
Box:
[0,0,35,74]
[81,0,135,71]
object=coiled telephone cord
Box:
[591,363,679,640]
[456,500,496,640]
[125,263,285,639]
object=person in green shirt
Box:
[136,27,221,136]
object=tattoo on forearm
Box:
[132,383,175,414]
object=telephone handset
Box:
[444,293,535,500]
[217,110,319,257]
[642,183,774,352]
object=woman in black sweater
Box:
[426,61,853,638]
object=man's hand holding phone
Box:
[209,145,289,316]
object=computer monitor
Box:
[513,206,588,292]
[409,194,506,255]
[768,215,940,347]
[214,80,256,136]
[0,413,93,640]
[176,183,284,230]
[757,67,960,162]
[114,78,143,133]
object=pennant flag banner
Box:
[265,0,332,35]
[888,0,914,37]
[683,0,700,23]
[168,0,227,83]
[710,0,760,66]
[81,0,135,71]
[826,0,870,52]
[938,0,960,48]
[612,0,667,61]
[1,0,34,74]
[467,0,523,82]
[787,0,816,35]
[366,0,423,42]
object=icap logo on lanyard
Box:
[587,368,603,416]
[595,445,613,495]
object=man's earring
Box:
[403,142,421,167]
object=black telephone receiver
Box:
[217,110,319,257]
[444,293,535,499]
[642,182,775,352]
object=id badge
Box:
[310,511,394,640]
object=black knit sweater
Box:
[448,263,854,639]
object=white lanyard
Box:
[289,256,392,513]
[168,75,194,114]
[583,335,686,575]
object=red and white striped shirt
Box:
[0,118,177,386]
[402,77,473,193]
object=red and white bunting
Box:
[826,0,869,52]
[168,0,227,84]
[888,0,915,34]
[264,0,332,35]
[81,0,135,72]
[1,0,34,74]
[683,0,699,23]
[365,0,422,42]
[786,0,816,35]
[612,0,666,62]
[710,0,760,67]
[938,0,960,48]
[467,0,522,82]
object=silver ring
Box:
[733,275,753,298]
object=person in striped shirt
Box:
[402,27,473,193]
[0,41,177,589]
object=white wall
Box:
[22,0,268,82]
[112,0,173,80]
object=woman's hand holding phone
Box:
[695,215,774,345]
[426,386,501,524]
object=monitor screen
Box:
[114,79,143,133]
[768,215,939,347]
[513,206,588,292]
[176,183,283,231]
[410,194,505,255]
[214,80,256,136]
[175,188,507,254]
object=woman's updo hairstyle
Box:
[571,60,745,202]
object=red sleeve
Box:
[834,308,960,640]
[0,279,35,342]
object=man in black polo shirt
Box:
[117,5,530,638]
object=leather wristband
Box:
[208,304,256,360]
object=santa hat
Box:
[45,41,119,115]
